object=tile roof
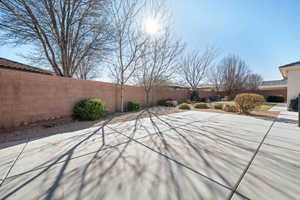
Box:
[261,80,287,86]
[0,57,54,75]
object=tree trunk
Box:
[120,84,124,112]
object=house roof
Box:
[259,79,287,90]
[0,57,54,75]
[279,61,300,78]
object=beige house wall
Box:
[287,70,300,105]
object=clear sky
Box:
[1,0,300,81]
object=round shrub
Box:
[165,100,178,107]
[73,98,106,121]
[223,104,239,113]
[235,93,265,113]
[266,96,285,103]
[213,103,223,110]
[157,98,172,106]
[127,101,140,112]
[178,103,191,110]
[194,102,209,109]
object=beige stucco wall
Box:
[287,70,300,105]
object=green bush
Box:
[157,98,172,106]
[73,98,106,121]
[266,96,285,103]
[213,103,223,109]
[178,103,191,110]
[127,101,140,112]
[194,102,209,109]
[289,98,298,112]
[235,93,265,113]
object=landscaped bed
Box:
[0,107,184,144]
[177,100,279,119]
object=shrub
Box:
[209,96,221,102]
[223,104,239,113]
[235,93,265,113]
[178,103,191,110]
[194,102,209,109]
[213,103,223,110]
[165,100,178,107]
[73,98,106,121]
[266,96,285,103]
[157,98,172,106]
[127,101,140,112]
[289,98,299,112]
[198,97,207,102]
[190,90,200,101]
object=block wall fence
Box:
[0,69,189,130]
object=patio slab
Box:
[0,141,231,200]
[5,126,129,177]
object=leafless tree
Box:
[75,56,99,80]
[108,0,147,112]
[211,55,250,97]
[209,64,224,93]
[135,31,184,105]
[181,47,217,94]
[245,73,263,90]
[0,0,112,77]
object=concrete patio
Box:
[0,106,299,200]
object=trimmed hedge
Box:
[73,98,106,121]
[194,103,209,109]
[266,96,285,103]
[235,93,265,113]
[127,101,140,112]
[178,103,191,110]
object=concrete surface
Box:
[0,107,299,200]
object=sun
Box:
[144,18,162,35]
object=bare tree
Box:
[135,30,184,105]
[108,0,146,112]
[245,73,263,90]
[75,56,99,80]
[209,64,224,93]
[212,55,250,97]
[0,0,112,77]
[181,48,217,91]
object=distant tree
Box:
[75,56,99,80]
[211,55,250,97]
[135,31,184,105]
[181,47,217,91]
[245,73,263,90]
[0,0,112,77]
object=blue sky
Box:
[1,0,300,81]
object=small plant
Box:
[157,98,172,106]
[178,103,191,110]
[223,104,239,113]
[235,93,265,113]
[213,103,223,110]
[289,98,298,112]
[73,98,106,121]
[266,96,285,103]
[194,102,209,109]
[165,100,178,107]
[127,101,140,112]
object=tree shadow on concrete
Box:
[1,107,299,200]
